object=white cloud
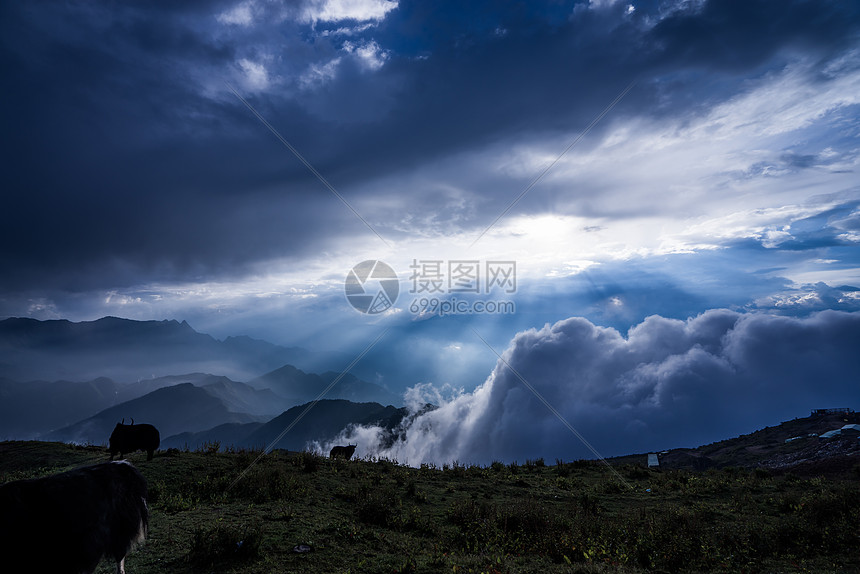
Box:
[300,0,398,24]
[668,203,840,249]
[587,0,623,9]
[299,57,342,89]
[237,58,270,91]
[754,282,860,312]
[342,39,389,71]
[694,63,860,140]
[104,291,143,306]
[216,1,255,26]
[25,299,61,319]
[316,22,375,37]
[443,58,860,267]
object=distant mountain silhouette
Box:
[43,383,263,445]
[0,316,348,383]
[162,399,416,452]
[247,399,407,450]
[114,373,230,404]
[0,317,405,443]
[32,370,405,448]
[162,422,265,451]
[196,376,288,417]
[246,399,407,451]
[0,373,293,440]
[251,365,400,407]
[113,373,287,416]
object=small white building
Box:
[647,453,659,467]
[786,433,819,443]
[820,429,842,439]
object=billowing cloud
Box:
[323,309,860,464]
[754,282,860,314]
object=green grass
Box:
[1,441,858,573]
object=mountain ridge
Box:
[0,316,348,383]
[42,383,264,444]
[250,364,400,407]
[161,399,411,452]
[615,409,860,475]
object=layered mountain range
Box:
[0,317,403,449]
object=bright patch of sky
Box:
[300,0,399,24]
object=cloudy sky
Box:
[2,0,859,460]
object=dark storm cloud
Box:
[2,0,859,295]
[0,1,340,290]
[649,0,860,71]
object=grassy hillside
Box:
[0,441,858,573]
[611,411,860,473]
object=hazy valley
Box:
[0,317,403,451]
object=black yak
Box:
[329,444,357,460]
[109,419,160,461]
[0,460,148,574]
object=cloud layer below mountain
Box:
[325,309,860,464]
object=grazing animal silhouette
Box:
[109,420,160,461]
[0,460,148,574]
[329,444,357,460]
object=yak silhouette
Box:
[329,444,357,460]
[109,419,160,461]
[0,460,148,574]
